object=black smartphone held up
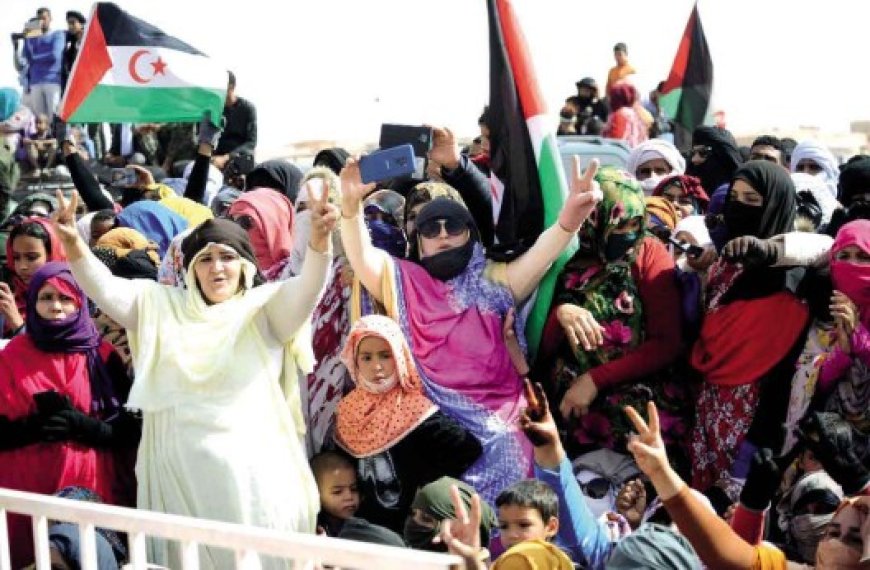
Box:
[379,124,433,180]
[359,144,417,184]
[110,167,138,187]
[669,236,705,258]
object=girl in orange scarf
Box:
[334,315,482,534]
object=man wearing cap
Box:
[62,10,86,93]
[566,77,609,131]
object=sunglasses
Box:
[691,146,713,159]
[230,215,255,231]
[417,218,467,239]
[648,224,672,242]
[578,477,612,499]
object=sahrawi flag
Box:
[59,3,226,123]
[658,1,714,150]
[487,0,573,358]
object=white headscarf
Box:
[76,212,96,244]
[789,140,839,198]
[183,160,224,207]
[627,140,686,177]
[791,172,841,228]
[673,215,711,248]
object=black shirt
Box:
[215,96,257,156]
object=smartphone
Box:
[359,144,417,184]
[669,236,704,258]
[379,124,433,180]
[110,167,138,187]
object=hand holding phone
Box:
[110,167,138,188]
[359,145,417,184]
[669,236,704,258]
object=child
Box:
[495,480,559,550]
[334,315,482,534]
[22,113,57,177]
[310,451,361,537]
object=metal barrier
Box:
[0,488,461,570]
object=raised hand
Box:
[559,372,598,419]
[558,157,602,233]
[428,126,461,171]
[437,484,485,568]
[519,380,561,453]
[615,478,647,529]
[0,282,23,330]
[624,402,668,478]
[127,164,156,188]
[307,179,339,254]
[339,157,377,217]
[52,189,82,248]
[831,290,858,351]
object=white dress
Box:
[71,246,329,569]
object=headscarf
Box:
[403,477,496,551]
[335,315,437,457]
[159,195,214,228]
[792,172,840,229]
[115,200,188,258]
[287,167,342,277]
[626,139,686,180]
[838,157,870,206]
[605,523,701,570]
[0,88,32,134]
[652,174,710,213]
[246,160,304,203]
[790,140,839,198]
[830,220,870,322]
[180,218,261,275]
[403,182,465,231]
[94,227,160,266]
[183,160,223,205]
[364,189,407,258]
[492,540,573,570]
[76,212,96,243]
[210,186,241,217]
[313,147,351,176]
[11,192,57,218]
[674,215,712,248]
[556,166,646,371]
[645,196,679,231]
[26,263,120,415]
[608,82,638,112]
[776,470,843,564]
[338,517,406,548]
[5,217,67,316]
[708,161,797,305]
[227,188,295,274]
[686,126,742,196]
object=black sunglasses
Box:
[230,215,255,231]
[578,477,612,499]
[417,218,467,239]
[691,146,713,159]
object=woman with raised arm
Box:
[51,188,336,569]
[339,156,601,503]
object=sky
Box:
[3,0,870,156]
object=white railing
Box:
[0,488,462,570]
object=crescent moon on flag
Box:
[128,49,152,84]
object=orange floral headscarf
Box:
[335,315,437,458]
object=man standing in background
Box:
[23,7,65,117]
[605,42,636,96]
[211,71,257,170]
[62,11,86,93]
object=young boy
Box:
[310,451,360,536]
[495,479,560,550]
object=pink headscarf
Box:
[831,219,870,322]
[227,188,295,273]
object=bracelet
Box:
[341,207,360,220]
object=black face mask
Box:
[419,239,475,281]
[725,201,764,240]
[403,518,445,552]
[604,231,639,262]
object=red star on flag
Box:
[151,56,167,76]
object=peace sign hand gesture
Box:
[558,157,602,233]
[306,180,339,254]
[52,190,82,248]
[624,402,668,478]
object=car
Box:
[557,135,631,178]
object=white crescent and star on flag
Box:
[127,49,168,83]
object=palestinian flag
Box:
[658,2,714,151]
[487,0,573,359]
[59,3,226,124]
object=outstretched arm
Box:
[506,158,601,302]
[339,158,390,305]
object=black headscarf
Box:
[828,156,870,235]
[686,126,742,195]
[313,148,350,176]
[410,198,479,262]
[722,161,798,303]
[245,160,303,203]
[180,219,264,286]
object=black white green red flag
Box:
[487,0,574,358]
[658,2,714,150]
[59,3,227,124]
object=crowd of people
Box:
[0,10,868,570]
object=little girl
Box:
[333,315,482,533]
